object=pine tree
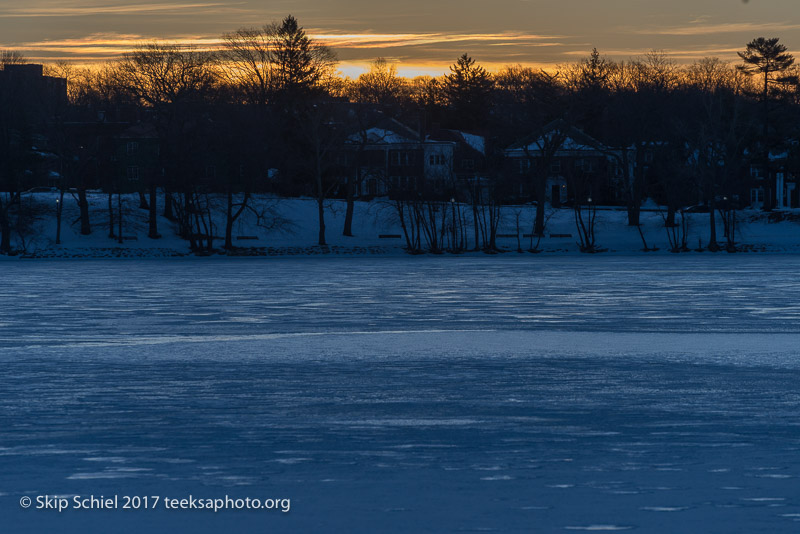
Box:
[270,15,335,102]
[738,37,795,209]
[443,53,494,129]
[738,37,795,95]
[578,48,610,92]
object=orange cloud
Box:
[0,2,247,17]
[6,30,564,61]
[637,21,800,36]
[310,31,562,49]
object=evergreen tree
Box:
[738,37,795,209]
[443,53,494,129]
[270,15,336,103]
[738,37,795,98]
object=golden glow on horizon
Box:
[4,29,779,77]
[1,0,796,79]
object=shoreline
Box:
[8,243,800,259]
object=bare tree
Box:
[219,27,275,107]
[111,43,219,245]
[349,58,406,104]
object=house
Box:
[0,64,67,117]
[336,115,457,198]
[504,121,625,206]
[112,122,161,193]
[425,127,487,193]
[748,147,800,210]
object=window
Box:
[126,141,138,155]
[751,166,764,180]
[518,159,531,174]
[126,166,139,181]
[576,159,597,172]
[462,159,474,170]
[205,166,216,179]
[751,188,764,203]
[550,159,561,173]
[429,154,445,165]
[391,151,411,166]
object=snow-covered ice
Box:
[2,256,800,533]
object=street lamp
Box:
[55,198,62,245]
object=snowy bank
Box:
[5,192,800,258]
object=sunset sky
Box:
[1,0,798,77]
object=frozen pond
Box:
[2,256,800,533]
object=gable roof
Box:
[506,119,608,154]
[344,110,421,145]
[426,128,486,155]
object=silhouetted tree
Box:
[350,58,405,105]
[111,44,218,243]
[737,37,796,210]
[271,15,336,105]
[443,54,494,129]
[220,27,276,107]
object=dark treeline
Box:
[2,17,800,255]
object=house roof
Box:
[118,122,158,139]
[426,128,486,155]
[347,126,416,145]
[343,110,422,145]
[506,119,608,154]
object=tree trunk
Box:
[708,189,719,251]
[148,185,159,239]
[0,195,11,254]
[117,193,123,244]
[452,201,458,252]
[534,171,546,236]
[343,187,355,237]
[181,191,192,239]
[317,195,326,246]
[665,205,676,227]
[225,189,234,250]
[78,188,91,235]
[762,71,771,211]
[627,151,642,226]
[108,193,115,238]
[138,190,148,209]
[163,189,174,220]
[343,169,356,237]
[627,202,640,226]
[472,190,480,251]
[316,148,326,246]
[56,189,64,245]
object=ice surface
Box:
[2,256,800,533]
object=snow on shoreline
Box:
[6,192,800,259]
